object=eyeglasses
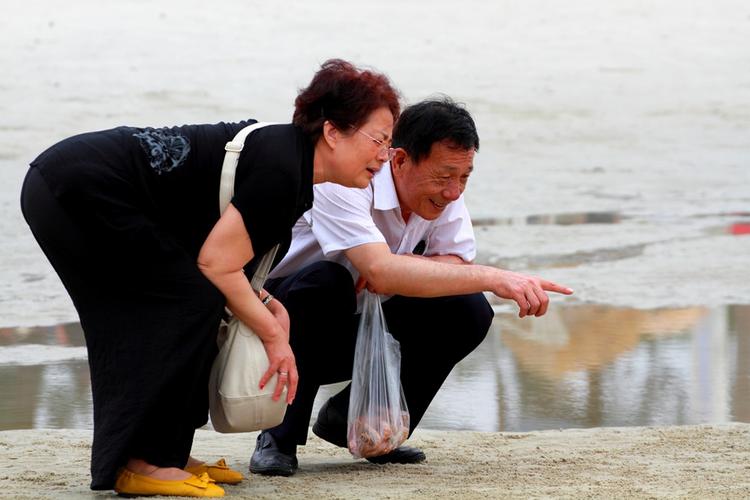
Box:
[352,127,395,161]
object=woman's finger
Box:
[273,369,289,402]
[286,366,299,404]
[258,364,279,391]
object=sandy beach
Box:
[2,0,749,498]
[2,425,749,499]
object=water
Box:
[1,0,749,432]
[422,304,750,431]
[3,304,748,432]
[0,323,91,430]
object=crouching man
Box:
[249,97,573,475]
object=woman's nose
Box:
[376,148,391,162]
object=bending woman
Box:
[20,58,399,497]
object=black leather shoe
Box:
[249,432,298,476]
[366,446,426,464]
[313,399,426,464]
[312,399,348,448]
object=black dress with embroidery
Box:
[20,121,314,490]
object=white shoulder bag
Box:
[208,122,288,433]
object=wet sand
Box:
[2,0,749,326]
[1,425,749,499]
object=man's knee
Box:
[450,293,493,354]
[278,261,357,314]
[274,262,359,377]
[288,261,356,304]
[387,292,493,359]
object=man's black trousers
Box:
[264,261,494,448]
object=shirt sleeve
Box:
[308,182,387,257]
[423,195,477,262]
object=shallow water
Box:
[420,304,750,431]
[1,0,749,437]
[3,304,748,432]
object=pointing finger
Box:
[540,280,574,295]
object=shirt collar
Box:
[372,162,401,212]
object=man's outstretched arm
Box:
[345,242,573,318]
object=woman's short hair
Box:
[294,59,400,143]
[393,97,479,164]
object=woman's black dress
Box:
[20,121,313,490]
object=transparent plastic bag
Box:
[347,290,410,458]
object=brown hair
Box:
[293,59,400,143]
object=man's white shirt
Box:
[269,163,476,283]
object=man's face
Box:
[391,141,475,221]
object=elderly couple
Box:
[21,59,572,497]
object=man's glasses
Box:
[353,127,395,161]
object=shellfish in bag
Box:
[347,290,410,458]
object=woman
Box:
[20,59,399,497]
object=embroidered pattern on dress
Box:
[133,128,191,175]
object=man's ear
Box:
[322,120,338,149]
[390,148,408,172]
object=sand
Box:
[1,425,749,499]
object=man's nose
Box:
[442,183,462,201]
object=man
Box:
[249,97,573,476]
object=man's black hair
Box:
[392,96,479,164]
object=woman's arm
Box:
[197,203,297,403]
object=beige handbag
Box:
[208,122,288,433]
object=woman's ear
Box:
[322,120,338,149]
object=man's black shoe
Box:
[312,399,348,448]
[366,446,426,464]
[313,399,427,464]
[249,432,298,476]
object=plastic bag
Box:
[347,291,410,458]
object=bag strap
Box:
[219,121,279,292]
[219,121,276,214]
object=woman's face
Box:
[328,106,395,188]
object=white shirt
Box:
[269,163,476,282]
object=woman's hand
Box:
[258,329,298,405]
[257,293,296,403]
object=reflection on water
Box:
[2,305,749,432]
[422,304,750,431]
[472,212,750,240]
[472,211,622,227]
[0,323,92,429]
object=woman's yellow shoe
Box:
[114,469,225,497]
[185,458,244,485]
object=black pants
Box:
[264,261,494,448]
[21,166,224,489]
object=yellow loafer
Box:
[185,458,243,485]
[114,469,225,497]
